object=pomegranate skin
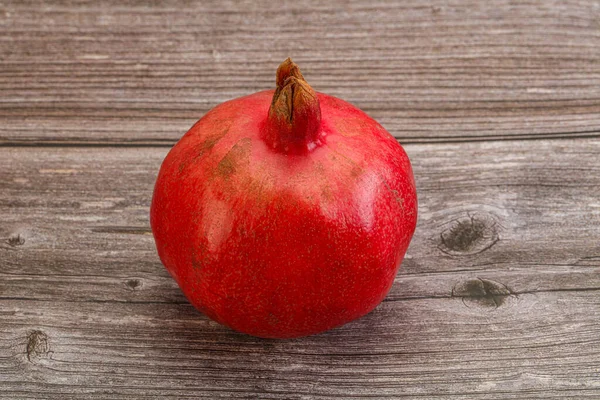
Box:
[151,88,417,338]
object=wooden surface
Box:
[1,0,599,399]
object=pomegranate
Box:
[150,59,417,338]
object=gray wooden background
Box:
[1,1,599,399]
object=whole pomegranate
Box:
[151,59,417,338]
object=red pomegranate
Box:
[150,59,417,338]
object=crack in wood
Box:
[90,226,152,235]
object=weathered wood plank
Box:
[1,0,599,145]
[1,139,599,398]
[1,292,599,399]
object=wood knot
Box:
[125,278,142,290]
[8,233,25,247]
[439,213,499,256]
[26,330,49,362]
[453,278,515,309]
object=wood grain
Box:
[1,140,599,398]
[1,0,599,145]
[1,293,599,400]
[2,0,600,398]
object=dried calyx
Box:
[264,58,323,154]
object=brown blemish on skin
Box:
[201,137,219,152]
[321,183,334,201]
[350,165,362,178]
[453,278,515,309]
[216,138,252,178]
[245,178,272,207]
[311,162,334,202]
[191,242,210,272]
[391,189,403,208]
[325,143,366,180]
[179,124,233,174]
[322,144,407,215]
[376,173,405,215]
[333,117,362,138]
[216,154,236,176]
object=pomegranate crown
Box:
[264,58,323,154]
